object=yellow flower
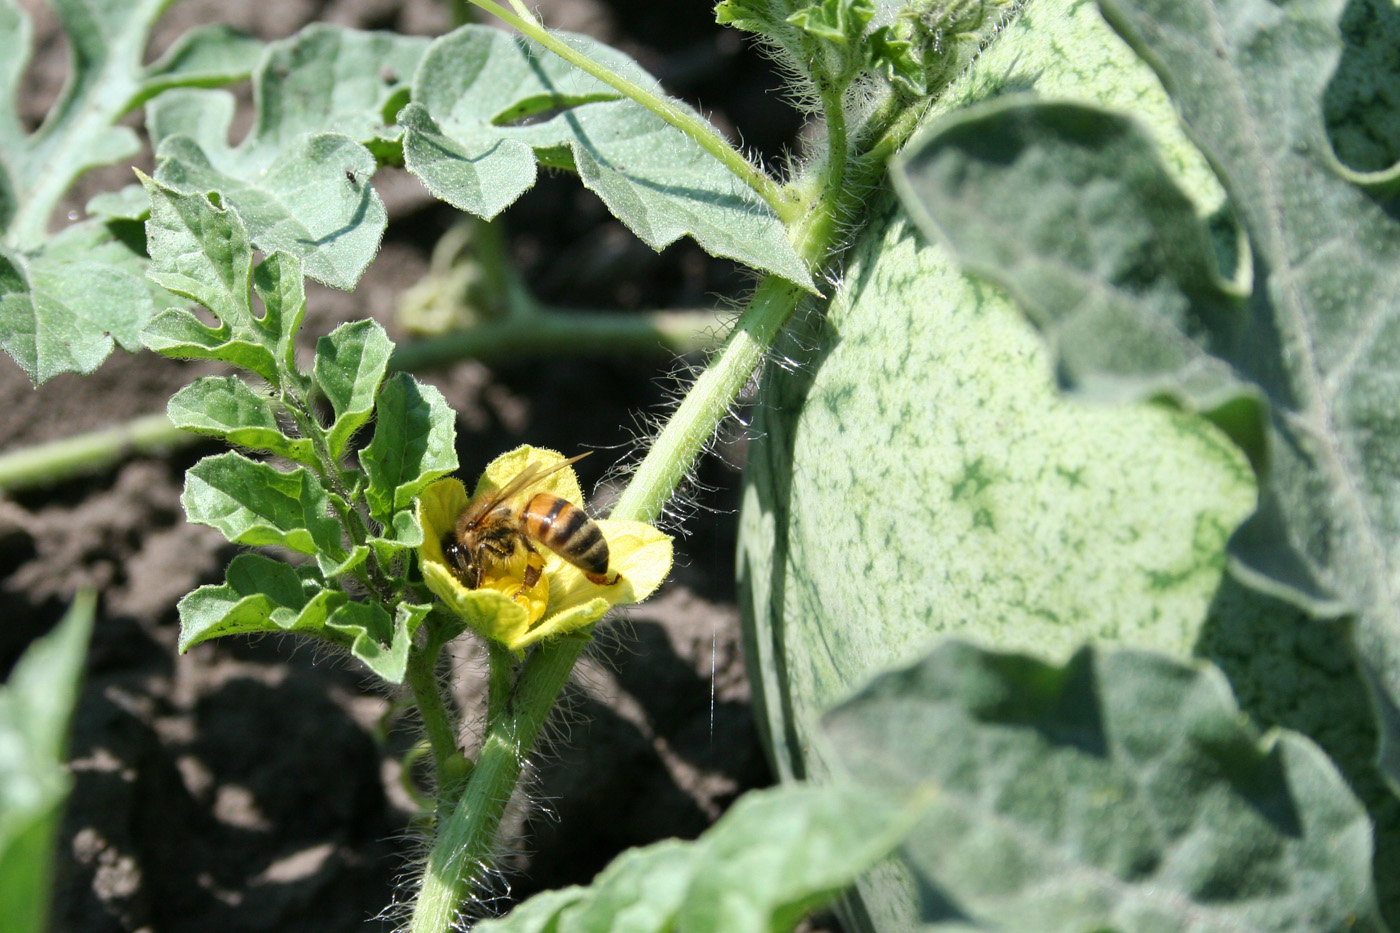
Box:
[417,446,673,651]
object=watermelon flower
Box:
[417,446,672,651]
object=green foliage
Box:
[11,0,1393,931]
[0,593,95,933]
[893,0,1400,793]
[474,783,916,933]
[715,0,1010,99]
[147,26,428,290]
[141,173,456,684]
[826,641,1386,932]
[0,0,261,384]
[400,25,812,289]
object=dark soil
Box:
[0,2,806,929]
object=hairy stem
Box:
[411,636,586,933]
[405,625,467,784]
[461,0,797,223]
[610,275,803,523]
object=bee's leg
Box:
[585,570,618,586]
[512,541,545,602]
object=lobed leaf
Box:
[0,592,94,933]
[0,2,264,381]
[167,376,316,466]
[359,372,457,526]
[824,641,1386,933]
[181,452,347,571]
[141,176,313,384]
[892,0,1400,789]
[177,553,345,652]
[475,783,914,933]
[314,319,393,459]
[134,23,262,108]
[84,184,152,222]
[403,25,813,289]
[147,26,428,290]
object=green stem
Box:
[405,627,467,784]
[411,637,585,933]
[0,413,187,490]
[461,0,797,224]
[485,641,516,724]
[610,276,803,524]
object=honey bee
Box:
[443,453,616,598]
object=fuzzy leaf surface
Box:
[359,372,457,526]
[0,1,260,382]
[0,235,154,384]
[181,452,346,570]
[314,319,393,458]
[0,593,93,933]
[167,376,316,465]
[141,177,309,383]
[177,554,345,652]
[403,25,812,289]
[475,783,913,933]
[892,0,1400,788]
[148,26,427,290]
[134,23,262,107]
[824,640,1385,932]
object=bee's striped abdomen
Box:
[523,493,610,577]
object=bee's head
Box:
[441,533,478,584]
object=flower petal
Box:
[504,596,611,651]
[416,449,672,651]
[421,559,526,635]
[473,445,584,506]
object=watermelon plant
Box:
[0,0,1395,931]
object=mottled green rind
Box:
[737,0,1258,929]
[474,783,914,933]
[0,592,94,933]
[823,641,1385,933]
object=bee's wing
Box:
[459,453,591,527]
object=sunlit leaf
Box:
[360,372,457,526]
[403,25,813,289]
[314,319,393,458]
[0,2,269,381]
[147,26,428,290]
[476,783,915,933]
